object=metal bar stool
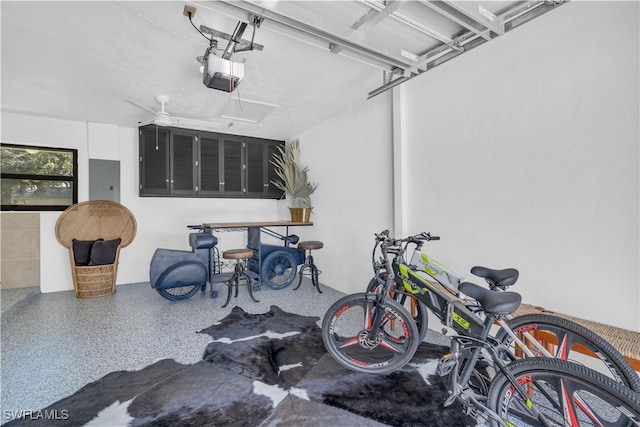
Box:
[293,241,323,293]
[221,248,259,308]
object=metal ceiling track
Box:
[198,0,420,74]
[195,0,567,99]
[360,0,453,44]
[368,0,568,98]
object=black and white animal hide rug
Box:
[5,306,479,427]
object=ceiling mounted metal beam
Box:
[442,1,505,36]
[205,0,420,74]
[368,0,567,98]
[418,0,494,41]
[361,0,452,44]
[351,0,404,30]
[331,1,405,56]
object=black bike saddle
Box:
[459,282,522,315]
[471,266,519,290]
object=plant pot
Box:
[289,207,312,223]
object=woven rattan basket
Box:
[55,200,136,298]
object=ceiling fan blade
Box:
[123,98,157,115]
[172,116,223,130]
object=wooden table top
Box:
[202,221,314,229]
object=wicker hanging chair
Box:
[55,200,137,298]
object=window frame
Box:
[1,143,79,211]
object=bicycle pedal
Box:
[466,406,484,420]
[437,354,457,377]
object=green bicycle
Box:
[322,231,640,426]
[364,231,640,392]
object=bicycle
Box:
[364,231,640,392]
[322,231,640,426]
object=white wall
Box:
[88,122,119,160]
[401,2,639,330]
[293,92,394,293]
[1,112,279,293]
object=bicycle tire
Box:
[487,357,640,427]
[366,275,429,343]
[157,284,200,301]
[322,292,419,374]
[495,313,640,392]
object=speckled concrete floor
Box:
[0,280,450,423]
[0,280,349,420]
[0,287,39,316]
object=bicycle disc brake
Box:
[357,329,382,349]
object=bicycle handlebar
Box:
[375,230,440,246]
[372,230,439,272]
[371,230,440,289]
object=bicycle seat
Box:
[471,266,519,289]
[459,282,521,315]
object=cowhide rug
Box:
[5,306,479,427]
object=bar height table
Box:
[202,221,314,287]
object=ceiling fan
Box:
[123,94,222,130]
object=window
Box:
[1,143,78,211]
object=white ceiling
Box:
[1,1,564,140]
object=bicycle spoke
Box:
[531,378,563,413]
[555,331,570,360]
[339,337,361,349]
[559,378,580,426]
[379,338,403,353]
[573,394,606,427]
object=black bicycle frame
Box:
[391,261,486,337]
[386,259,552,426]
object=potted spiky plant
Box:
[271,139,317,222]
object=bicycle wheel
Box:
[322,292,419,374]
[487,357,640,427]
[157,284,200,301]
[495,313,640,391]
[366,275,429,343]
[260,251,297,290]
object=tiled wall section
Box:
[1,213,40,289]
